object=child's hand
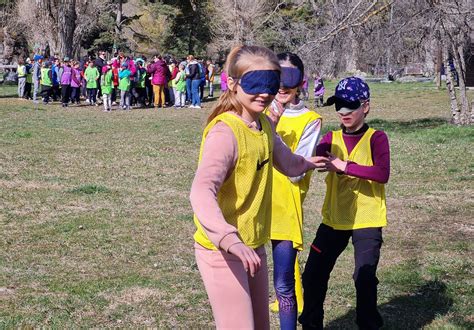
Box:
[267,100,284,124]
[320,152,348,173]
[308,156,329,170]
[227,242,261,277]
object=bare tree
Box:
[209,0,283,51]
[12,0,108,58]
[427,0,473,125]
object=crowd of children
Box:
[15,51,219,111]
[15,46,388,330]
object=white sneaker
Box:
[194,105,202,109]
[188,105,196,108]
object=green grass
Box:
[0,83,473,328]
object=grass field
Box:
[0,82,473,328]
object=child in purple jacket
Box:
[70,61,82,105]
[313,72,325,107]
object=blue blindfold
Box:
[280,67,303,89]
[238,70,280,95]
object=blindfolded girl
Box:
[190,45,327,329]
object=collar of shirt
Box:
[230,111,261,131]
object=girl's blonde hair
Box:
[207,45,280,124]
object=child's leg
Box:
[195,245,269,329]
[18,77,25,97]
[87,88,92,104]
[209,81,214,97]
[125,91,131,109]
[102,93,108,111]
[61,85,69,105]
[107,93,112,110]
[25,82,31,99]
[272,240,298,330]
[299,224,351,328]
[74,87,80,103]
[120,90,125,108]
[352,228,383,329]
[180,92,185,107]
[248,247,270,330]
[92,88,97,104]
[174,88,180,106]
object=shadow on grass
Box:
[326,280,454,329]
[320,117,449,136]
[367,117,448,132]
[0,94,21,99]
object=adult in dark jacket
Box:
[94,51,106,98]
[186,55,201,108]
[147,54,170,108]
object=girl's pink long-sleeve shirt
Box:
[190,113,317,252]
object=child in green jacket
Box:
[84,62,99,105]
[101,63,114,112]
[119,63,131,111]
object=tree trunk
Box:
[2,26,14,64]
[57,0,76,57]
[115,0,123,47]
[435,41,442,89]
[443,44,461,125]
[451,42,469,124]
[346,28,358,73]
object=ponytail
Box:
[207,88,242,124]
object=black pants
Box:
[111,87,118,103]
[87,88,97,104]
[299,224,383,330]
[24,82,32,99]
[61,84,71,104]
[70,87,80,103]
[132,87,146,106]
[52,85,60,101]
[41,85,52,103]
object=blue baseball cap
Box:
[33,54,44,61]
[326,76,370,114]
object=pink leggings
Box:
[195,244,270,329]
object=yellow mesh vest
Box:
[270,111,322,250]
[322,128,387,230]
[193,112,274,250]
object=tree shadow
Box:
[326,280,454,329]
[367,117,448,133]
[0,93,19,98]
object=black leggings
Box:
[299,224,383,329]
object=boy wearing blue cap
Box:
[32,55,43,102]
[299,77,390,330]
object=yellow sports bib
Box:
[322,128,387,230]
[270,111,322,250]
[194,112,274,250]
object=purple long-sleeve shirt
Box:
[316,124,390,183]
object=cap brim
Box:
[336,107,356,115]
